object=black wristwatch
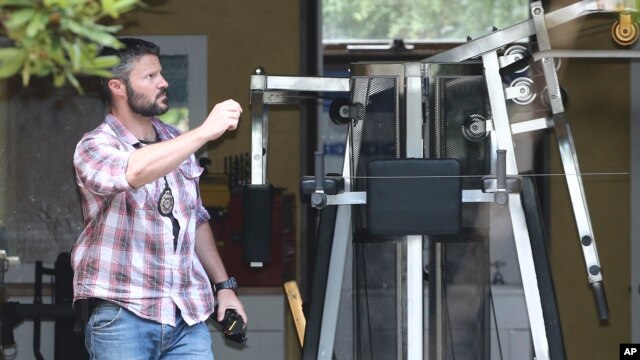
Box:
[213,277,238,293]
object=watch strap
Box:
[213,277,238,293]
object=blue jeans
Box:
[85,300,214,360]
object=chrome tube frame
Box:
[405,62,424,360]
[426,0,637,63]
[318,135,353,360]
[531,1,605,294]
[249,71,350,185]
[483,50,551,360]
[250,70,351,359]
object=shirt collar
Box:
[105,114,169,146]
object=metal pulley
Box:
[503,44,530,74]
[611,12,639,46]
[508,77,536,105]
[329,98,364,125]
[540,86,569,110]
[462,114,487,142]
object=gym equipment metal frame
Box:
[248,1,639,358]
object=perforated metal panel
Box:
[349,75,406,360]
[347,63,491,360]
[428,64,491,360]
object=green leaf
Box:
[69,42,81,70]
[20,58,30,85]
[0,0,36,6]
[60,37,79,70]
[67,0,86,5]
[4,7,35,30]
[62,19,122,48]
[100,0,115,15]
[59,18,84,34]
[0,47,26,78]
[64,67,83,94]
[52,68,65,87]
[0,0,145,93]
[90,22,123,34]
[81,28,122,48]
[25,10,49,38]
[80,68,112,77]
[110,0,139,17]
[48,41,67,65]
[30,58,52,76]
[0,47,23,60]
[89,54,120,68]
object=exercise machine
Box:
[249,1,638,358]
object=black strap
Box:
[170,213,180,251]
[133,141,181,252]
[160,176,181,252]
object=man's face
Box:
[125,54,169,117]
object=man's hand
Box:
[200,99,242,141]
[215,288,247,323]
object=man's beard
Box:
[126,83,169,117]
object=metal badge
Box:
[158,185,174,216]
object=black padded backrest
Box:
[366,158,462,236]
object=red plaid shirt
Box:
[72,114,214,326]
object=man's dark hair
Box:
[98,38,160,103]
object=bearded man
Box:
[72,38,246,359]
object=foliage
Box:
[158,106,189,131]
[0,0,145,93]
[323,0,530,42]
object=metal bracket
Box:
[263,91,300,105]
[482,149,522,205]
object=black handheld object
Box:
[215,306,247,343]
